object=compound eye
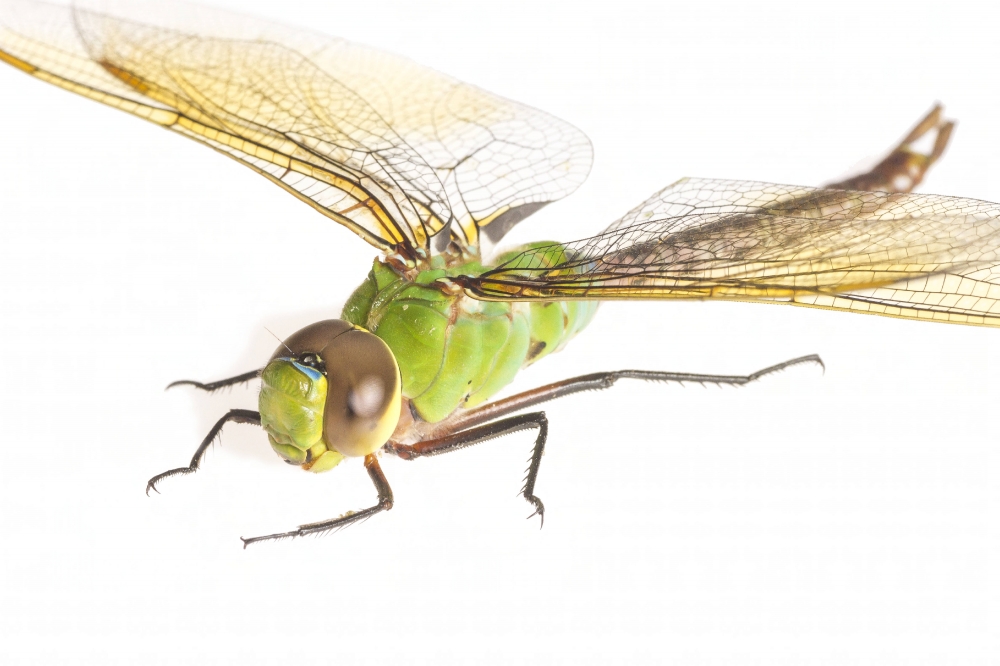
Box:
[347,376,385,419]
[297,353,325,373]
[321,328,401,458]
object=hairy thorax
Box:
[342,245,598,426]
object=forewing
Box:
[0,0,592,255]
[458,178,1000,327]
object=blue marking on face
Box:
[292,362,323,381]
[276,357,324,382]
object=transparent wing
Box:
[455,178,1000,327]
[0,0,592,256]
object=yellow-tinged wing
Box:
[0,0,592,257]
[455,178,1000,327]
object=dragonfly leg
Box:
[387,413,549,525]
[166,368,264,393]
[145,408,261,495]
[825,104,954,193]
[240,454,393,548]
[422,354,823,437]
[383,355,818,527]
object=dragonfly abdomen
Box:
[342,248,597,424]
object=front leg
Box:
[166,368,263,392]
[146,408,261,495]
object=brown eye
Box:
[347,376,385,419]
[267,320,400,458]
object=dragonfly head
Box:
[258,320,401,472]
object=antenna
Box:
[264,326,293,356]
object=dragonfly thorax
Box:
[341,250,598,424]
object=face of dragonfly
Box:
[0,0,997,661]
[259,320,401,470]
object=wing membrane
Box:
[0,0,592,255]
[457,178,1000,327]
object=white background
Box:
[0,0,997,664]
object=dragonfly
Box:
[3,0,999,547]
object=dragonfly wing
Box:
[0,0,592,256]
[456,178,1000,327]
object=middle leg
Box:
[240,453,395,548]
[388,412,549,524]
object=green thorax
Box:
[342,242,598,423]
